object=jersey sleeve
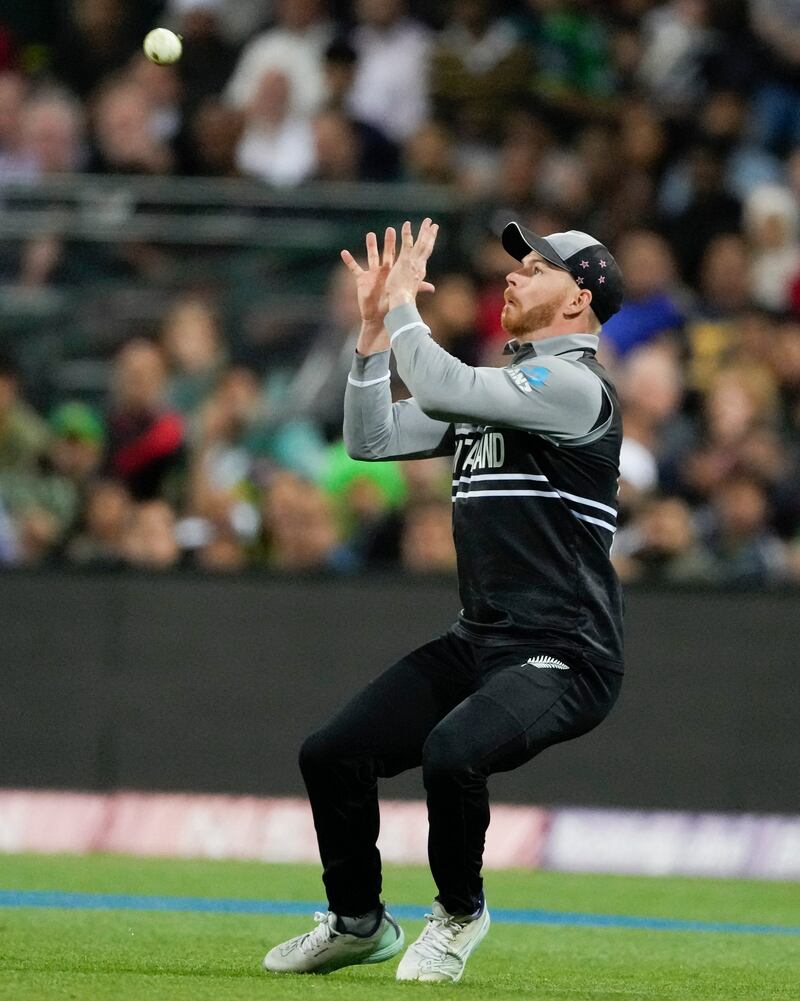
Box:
[343,348,455,461]
[386,303,605,441]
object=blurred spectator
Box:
[699,89,781,200]
[224,0,332,117]
[685,235,752,394]
[616,343,687,507]
[19,89,84,175]
[322,440,406,565]
[123,498,181,570]
[0,497,19,565]
[311,107,363,182]
[48,401,105,485]
[261,470,357,572]
[168,0,269,46]
[185,367,262,540]
[348,0,432,143]
[161,296,227,416]
[67,478,131,567]
[637,0,719,116]
[680,365,779,502]
[664,140,742,284]
[279,263,365,435]
[400,456,453,504]
[322,38,400,180]
[0,354,48,472]
[185,98,244,175]
[235,68,315,185]
[0,71,29,178]
[602,230,685,358]
[51,0,141,99]
[430,0,534,145]
[400,499,457,574]
[14,507,61,566]
[170,0,239,116]
[770,318,800,433]
[612,495,716,583]
[420,272,482,365]
[0,401,104,549]
[128,54,183,147]
[106,339,185,501]
[88,77,174,175]
[403,120,457,185]
[749,0,800,155]
[513,0,616,117]
[704,473,787,585]
[743,183,800,311]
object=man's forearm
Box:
[343,349,454,461]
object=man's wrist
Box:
[387,290,416,311]
[360,318,384,336]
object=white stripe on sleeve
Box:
[347,373,391,388]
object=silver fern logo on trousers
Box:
[525,656,570,670]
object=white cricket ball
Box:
[143,28,183,65]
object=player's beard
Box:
[501,292,562,337]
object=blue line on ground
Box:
[0,890,798,937]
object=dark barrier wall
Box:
[2,570,799,812]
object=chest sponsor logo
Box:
[454,432,505,471]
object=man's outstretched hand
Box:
[385,218,439,311]
[341,223,437,355]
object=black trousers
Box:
[299,630,622,917]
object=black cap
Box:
[502,222,624,324]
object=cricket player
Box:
[263,219,625,982]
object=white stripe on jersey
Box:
[451,485,617,534]
[452,473,617,522]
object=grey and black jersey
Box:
[344,303,624,673]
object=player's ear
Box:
[564,288,592,318]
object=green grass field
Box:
[0,854,798,1001]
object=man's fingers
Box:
[415,218,439,259]
[420,281,436,294]
[382,226,396,267]
[340,249,363,276]
[366,231,380,270]
[401,220,413,248]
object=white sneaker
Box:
[262,907,404,974]
[396,900,490,983]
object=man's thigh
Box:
[424,651,622,776]
[306,631,478,777]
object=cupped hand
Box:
[384,218,439,309]
[341,225,436,325]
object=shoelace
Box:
[297,911,337,953]
[411,911,464,962]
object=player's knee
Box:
[422,728,470,781]
[298,728,337,775]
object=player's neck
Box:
[523,318,598,343]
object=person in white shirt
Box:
[348,0,432,143]
[225,0,334,120]
[235,68,315,186]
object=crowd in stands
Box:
[1,0,800,586]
